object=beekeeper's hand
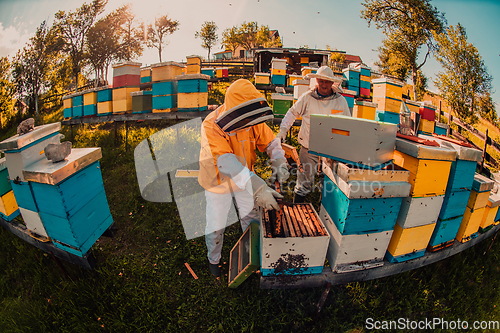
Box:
[249,175,283,210]
[270,157,290,184]
[276,127,288,142]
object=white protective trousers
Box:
[204,189,260,264]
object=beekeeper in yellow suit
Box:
[199,79,289,276]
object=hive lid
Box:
[395,137,457,161]
[22,147,102,185]
[419,134,482,162]
[94,85,112,91]
[354,100,378,108]
[255,72,270,76]
[151,61,184,68]
[341,89,357,96]
[0,122,61,152]
[175,73,210,81]
[472,173,495,193]
[112,61,142,68]
[488,184,500,208]
[342,67,360,73]
[330,158,410,183]
[372,77,405,86]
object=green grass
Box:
[2,109,500,332]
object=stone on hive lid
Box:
[45,142,72,163]
[17,118,34,135]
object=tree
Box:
[146,14,179,63]
[12,21,60,117]
[221,22,281,58]
[195,21,218,60]
[477,92,497,126]
[361,0,446,100]
[0,57,15,129]
[415,70,428,101]
[54,0,107,92]
[433,24,492,123]
[374,32,411,82]
[118,5,145,61]
[221,26,240,57]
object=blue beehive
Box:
[72,93,84,118]
[22,148,113,257]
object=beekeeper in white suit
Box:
[276,66,351,203]
[199,79,289,277]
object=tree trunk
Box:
[411,65,417,101]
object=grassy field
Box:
[2,108,500,332]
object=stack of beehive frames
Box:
[175,74,209,112]
[372,78,404,116]
[95,86,113,115]
[293,79,309,104]
[353,100,377,120]
[83,88,97,116]
[319,158,411,272]
[271,58,287,86]
[309,114,398,170]
[260,202,330,276]
[0,157,20,221]
[140,66,151,84]
[62,95,72,119]
[419,102,437,134]
[387,136,455,262]
[186,55,201,74]
[343,67,360,97]
[456,174,495,243]
[420,134,482,251]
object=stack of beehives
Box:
[112,62,142,114]
[175,73,210,112]
[271,58,287,86]
[95,86,114,115]
[151,62,184,113]
[0,157,20,221]
[372,77,404,125]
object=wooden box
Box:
[372,96,401,113]
[343,68,360,81]
[152,94,177,110]
[140,66,151,78]
[83,104,97,116]
[404,99,420,114]
[341,89,356,109]
[372,77,404,100]
[228,223,260,288]
[353,100,377,120]
[151,62,185,82]
[456,206,485,243]
[112,87,140,113]
[467,190,491,210]
[375,110,400,125]
[112,61,141,77]
[434,123,448,136]
[215,67,228,78]
[113,74,141,87]
[186,64,201,74]
[201,67,215,78]
[95,86,113,103]
[254,73,270,85]
[0,158,12,196]
[301,67,316,77]
[23,148,113,257]
[320,205,393,273]
[480,204,499,230]
[360,79,371,89]
[131,91,152,113]
[10,181,37,211]
[176,74,209,93]
[0,123,61,182]
[83,90,97,105]
[393,137,456,197]
[288,74,302,87]
[309,115,397,169]
[186,55,201,65]
[419,102,436,121]
[97,101,113,114]
[152,81,177,96]
[177,92,208,111]
[272,68,286,76]
[471,173,495,193]
[418,118,435,134]
[386,222,436,262]
[63,96,73,109]
[260,203,330,276]
[359,87,371,98]
[271,75,286,86]
[271,58,287,71]
[72,94,83,107]
[293,79,310,100]
[271,93,293,117]
[396,195,444,229]
[321,160,410,235]
[439,189,471,220]
[429,215,463,249]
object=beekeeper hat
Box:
[305,66,343,83]
[215,79,273,133]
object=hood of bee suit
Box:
[215,79,273,133]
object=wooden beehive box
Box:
[309,115,397,169]
[260,203,329,276]
[0,122,61,182]
[112,86,140,113]
[112,61,141,76]
[151,62,184,82]
[372,77,404,100]
[353,100,377,120]
[271,93,293,118]
[372,96,401,113]
[396,195,444,229]
[23,148,113,257]
[393,137,456,197]
[254,73,270,85]
[481,188,500,230]
[386,222,436,262]
[228,223,260,288]
[418,118,435,134]
[175,74,209,94]
[456,206,485,243]
[419,102,436,121]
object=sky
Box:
[0,0,499,108]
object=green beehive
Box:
[271,93,293,118]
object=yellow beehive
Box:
[63,98,73,109]
[178,92,208,109]
[353,101,377,120]
[372,78,404,100]
[272,68,286,76]
[372,96,401,113]
[83,91,97,105]
[387,222,436,257]
[0,190,18,217]
[418,118,435,133]
[254,73,270,85]
[480,204,499,230]
[467,190,491,210]
[112,87,140,113]
[140,67,151,78]
[393,150,452,197]
[97,101,113,114]
[151,62,185,82]
[404,99,420,113]
[456,206,485,242]
[186,55,201,65]
[186,64,201,74]
[288,74,302,86]
[300,57,309,64]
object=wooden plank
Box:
[61,110,212,125]
[280,207,291,237]
[290,205,309,237]
[298,204,318,236]
[305,204,327,236]
[282,206,297,237]
[295,205,314,236]
[260,222,500,289]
